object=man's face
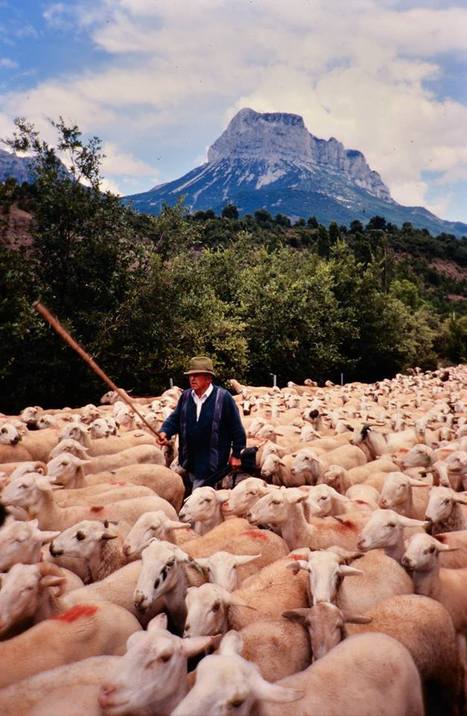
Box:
[189,373,212,395]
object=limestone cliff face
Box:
[207,108,391,202]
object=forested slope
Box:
[0,120,465,413]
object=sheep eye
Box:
[443,499,450,504]
[166,560,175,568]
[271,500,281,505]
[76,531,86,541]
[159,653,171,663]
[388,523,396,528]
[204,499,212,504]
[212,601,220,612]
[428,546,436,553]
[230,699,245,708]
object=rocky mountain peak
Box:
[208,108,313,164]
[207,108,391,201]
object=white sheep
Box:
[192,551,260,591]
[0,562,72,634]
[0,601,141,688]
[98,614,214,716]
[222,477,269,517]
[402,532,467,635]
[1,474,177,531]
[378,472,430,519]
[425,485,467,534]
[358,509,428,562]
[179,486,229,534]
[247,489,362,551]
[49,520,124,582]
[133,540,193,633]
[172,630,423,716]
[288,548,363,604]
[0,518,59,570]
[172,631,302,716]
[123,511,192,560]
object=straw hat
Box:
[184,356,216,376]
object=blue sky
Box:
[1,0,467,222]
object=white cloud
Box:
[1,0,467,218]
[101,142,158,178]
[0,57,17,69]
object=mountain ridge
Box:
[124,108,467,238]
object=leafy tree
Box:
[254,209,273,226]
[221,204,239,220]
[367,216,387,231]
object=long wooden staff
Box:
[33,301,162,439]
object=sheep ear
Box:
[147,613,168,632]
[216,493,230,503]
[453,495,467,506]
[344,613,372,624]
[36,477,53,492]
[434,542,459,553]
[227,595,257,610]
[166,520,189,530]
[39,530,61,543]
[174,547,190,562]
[282,608,309,625]
[334,492,351,503]
[329,546,364,563]
[287,560,310,573]
[101,531,118,541]
[231,554,261,567]
[287,493,307,505]
[407,477,428,487]
[338,565,363,577]
[40,575,66,590]
[396,515,430,528]
[181,635,214,657]
[219,630,243,656]
[126,632,148,651]
[250,672,304,703]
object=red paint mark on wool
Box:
[240,530,268,541]
[90,505,104,513]
[290,553,308,561]
[53,605,98,623]
[335,519,357,531]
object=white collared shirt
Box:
[191,383,214,421]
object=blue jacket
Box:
[161,385,246,485]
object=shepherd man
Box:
[158,356,246,491]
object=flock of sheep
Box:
[0,364,466,716]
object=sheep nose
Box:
[49,543,63,557]
[401,556,413,570]
[357,539,366,551]
[98,685,116,708]
[123,545,131,557]
[134,592,148,611]
[379,498,387,507]
[424,519,434,535]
